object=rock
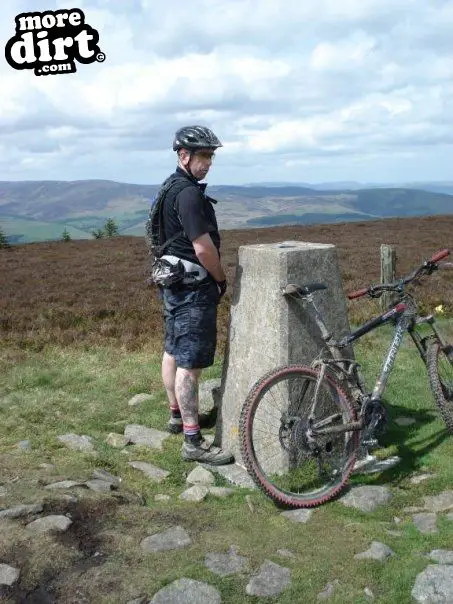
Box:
[447,513,453,522]
[179,485,209,502]
[385,530,403,537]
[128,461,170,482]
[364,587,375,599]
[428,550,453,564]
[39,463,55,470]
[422,491,453,512]
[0,503,43,520]
[44,480,83,490]
[92,469,121,487]
[394,517,402,524]
[277,549,296,559]
[340,486,393,512]
[141,526,192,553]
[318,580,340,600]
[17,440,31,450]
[204,545,248,577]
[26,515,72,533]
[154,494,171,502]
[0,564,20,586]
[412,565,453,603]
[105,432,130,448]
[281,509,313,523]
[124,424,170,449]
[403,506,426,513]
[201,462,257,489]
[186,466,215,486]
[410,473,434,485]
[150,578,221,604]
[199,379,221,414]
[57,433,94,452]
[85,479,115,493]
[394,416,416,427]
[0,486,7,497]
[354,541,395,562]
[413,513,438,534]
[246,560,291,597]
[126,597,148,604]
[128,393,155,407]
[208,487,233,498]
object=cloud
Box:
[0,0,452,184]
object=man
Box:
[157,125,234,466]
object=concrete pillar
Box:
[214,241,352,467]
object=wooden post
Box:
[380,244,397,310]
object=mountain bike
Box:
[239,249,453,508]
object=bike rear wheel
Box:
[239,365,360,508]
[427,339,453,433]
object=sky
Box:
[1,0,452,186]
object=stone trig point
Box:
[214,241,352,466]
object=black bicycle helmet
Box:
[173,125,223,151]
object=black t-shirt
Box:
[162,167,221,265]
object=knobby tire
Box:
[239,365,360,508]
[426,339,453,433]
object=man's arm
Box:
[192,233,226,283]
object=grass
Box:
[1,320,453,603]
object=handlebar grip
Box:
[348,287,368,300]
[430,249,450,263]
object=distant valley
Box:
[0,179,452,243]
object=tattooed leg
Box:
[175,368,201,428]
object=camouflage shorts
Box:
[162,280,219,369]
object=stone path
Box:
[2,387,453,602]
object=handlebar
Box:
[347,248,451,300]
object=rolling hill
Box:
[0,179,452,243]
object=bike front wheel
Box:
[427,339,453,433]
[239,365,360,508]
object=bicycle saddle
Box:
[282,282,328,296]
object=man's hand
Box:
[217,279,227,298]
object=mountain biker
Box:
[157,125,234,465]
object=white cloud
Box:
[0,0,452,184]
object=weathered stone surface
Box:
[364,587,375,599]
[202,463,257,489]
[0,503,43,520]
[412,565,453,603]
[0,564,20,586]
[57,433,94,451]
[17,439,31,450]
[205,545,248,576]
[92,469,121,487]
[141,526,192,553]
[199,379,221,414]
[44,480,82,490]
[208,487,233,498]
[179,485,209,502]
[154,494,171,502]
[428,550,453,564]
[39,463,55,470]
[318,580,340,600]
[354,541,395,562]
[105,432,130,448]
[281,509,313,523]
[246,559,291,597]
[413,513,438,534]
[124,424,170,449]
[26,515,72,533]
[215,241,352,468]
[277,549,296,559]
[422,491,453,512]
[128,461,170,482]
[410,473,435,485]
[85,479,114,493]
[150,578,221,604]
[126,597,148,604]
[447,513,453,522]
[186,466,215,486]
[0,486,7,497]
[340,486,393,512]
[128,393,155,407]
[394,416,416,427]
